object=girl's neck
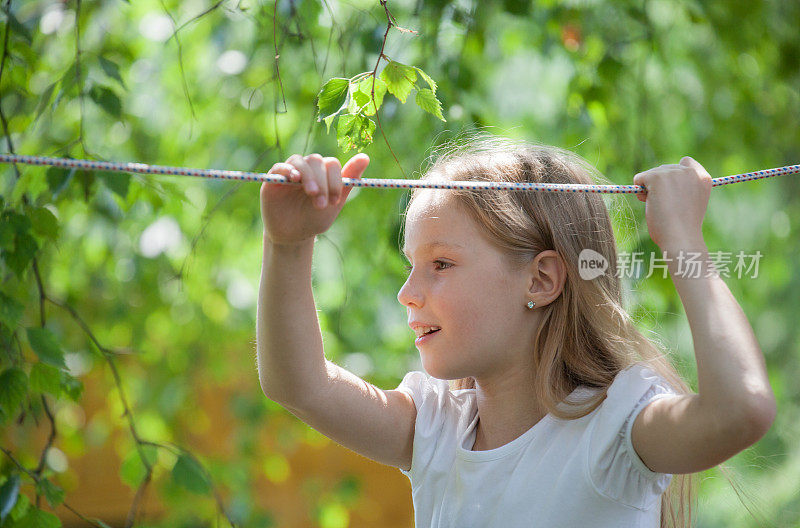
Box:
[470,378,577,452]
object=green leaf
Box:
[0,368,28,418]
[62,375,83,402]
[379,61,417,104]
[502,0,531,16]
[98,171,130,200]
[10,171,49,205]
[28,206,59,241]
[171,454,211,495]
[415,88,446,121]
[25,328,66,369]
[36,479,65,508]
[29,363,63,397]
[336,114,357,140]
[346,84,360,115]
[14,507,61,528]
[0,292,24,329]
[336,114,375,153]
[53,66,77,110]
[89,85,122,118]
[33,82,57,122]
[353,77,387,116]
[6,11,33,46]
[3,210,31,234]
[414,67,438,94]
[357,116,376,144]
[99,57,126,89]
[0,218,12,252]
[0,474,20,524]
[7,489,29,522]
[75,170,96,202]
[323,113,338,134]
[2,232,38,279]
[316,78,350,120]
[336,114,358,152]
[45,167,74,199]
[120,446,158,488]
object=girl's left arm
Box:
[628,157,777,475]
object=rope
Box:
[1,154,798,194]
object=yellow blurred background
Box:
[3,363,414,527]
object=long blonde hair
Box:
[403,131,759,528]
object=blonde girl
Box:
[257,133,775,527]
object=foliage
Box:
[1,0,799,527]
[317,59,444,152]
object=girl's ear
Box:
[526,250,567,306]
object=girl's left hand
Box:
[633,156,713,251]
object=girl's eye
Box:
[403,260,452,273]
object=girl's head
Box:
[399,181,570,383]
[400,132,640,397]
[399,131,698,527]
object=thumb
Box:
[632,173,647,203]
[340,153,370,201]
[680,155,712,182]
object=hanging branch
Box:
[315,0,445,166]
[0,448,108,528]
[0,3,235,525]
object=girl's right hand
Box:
[261,153,370,245]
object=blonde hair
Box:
[402,131,763,528]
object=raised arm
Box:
[257,154,415,470]
[256,238,326,402]
[628,157,776,475]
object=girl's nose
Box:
[397,274,423,308]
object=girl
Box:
[257,133,776,527]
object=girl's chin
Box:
[420,357,446,379]
[420,356,470,381]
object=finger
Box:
[323,157,343,206]
[287,154,320,196]
[679,156,713,183]
[268,162,302,183]
[632,173,647,202]
[339,153,370,202]
[304,154,329,208]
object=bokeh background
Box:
[1,0,798,527]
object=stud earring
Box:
[527,301,536,309]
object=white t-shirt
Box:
[395,362,679,527]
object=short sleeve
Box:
[394,370,454,484]
[587,363,680,510]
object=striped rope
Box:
[1,154,798,194]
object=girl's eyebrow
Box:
[402,241,464,258]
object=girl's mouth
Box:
[415,328,440,345]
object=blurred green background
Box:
[1,0,798,526]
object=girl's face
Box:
[398,190,537,381]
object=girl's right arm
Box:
[257,153,416,471]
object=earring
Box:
[527,301,536,309]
